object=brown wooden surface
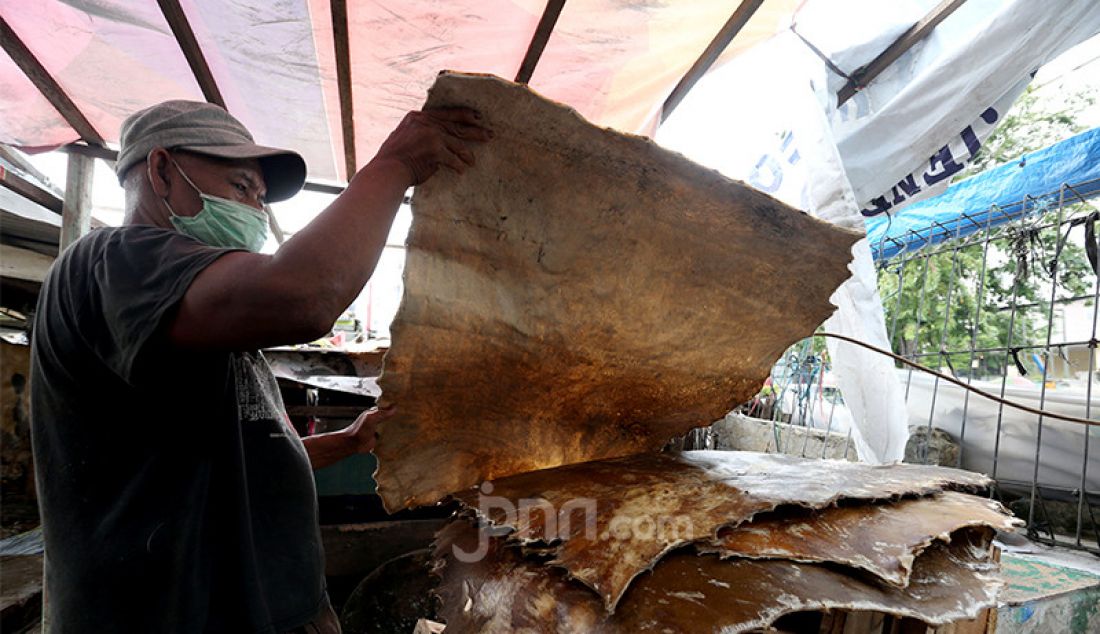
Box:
[0,166,62,214]
[0,554,42,627]
[60,153,93,250]
[320,519,445,578]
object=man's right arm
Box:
[167,108,491,351]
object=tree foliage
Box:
[879,86,1096,379]
[963,86,1096,177]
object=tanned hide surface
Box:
[703,490,1021,587]
[374,73,860,511]
[432,517,1003,633]
[450,451,993,609]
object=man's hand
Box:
[168,107,491,352]
[374,107,493,186]
[342,406,396,454]
[301,406,396,470]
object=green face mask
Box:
[160,159,269,252]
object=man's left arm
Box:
[296,407,394,471]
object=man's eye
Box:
[232,183,248,194]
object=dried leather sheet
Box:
[432,518,1003,634]
[375,72,860,510]
[702,490,1021,587]
[450,450,993,609]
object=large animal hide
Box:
[433,517,1004,634]
[450,450,993,609]
[701,490,1021,587]
[375,72,860,510]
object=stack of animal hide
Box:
[374,73,1019,632]
[434,452,1018,632]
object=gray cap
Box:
[116,100,307,203]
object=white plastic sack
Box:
[658,32,909,462]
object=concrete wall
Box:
[710,413,857,461]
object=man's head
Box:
[116,100,305,228]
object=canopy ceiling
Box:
[0,0,797,184]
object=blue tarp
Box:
[865,127,1100,261]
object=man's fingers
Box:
[375,108,490,187]
[366,405,397,422]
[439,154,468,176]
[446,122,493,141]
[425,106,483,125]
[424,110,493,141]
[444,138,476,167]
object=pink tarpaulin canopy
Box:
[0,0,796,183]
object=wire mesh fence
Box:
[876,179,1099,553]
[740,179,1100,553]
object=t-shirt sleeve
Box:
[80,226,239,385]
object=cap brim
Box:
[176,143,307,203]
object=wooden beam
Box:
[0,15,106,145]
[0,165,63,214]
[61,143,117,161]
[60,153,94,250]
[303,180,346,195]
[514,0,567,84]
[156,0,226,108]
[0,144,58,194]
[0,243,54,284]
[330,0,357,180]
[836,0,968,106]
[62,143,344,196]
[660,0,764,123]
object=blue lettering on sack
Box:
[749,131,802,194]
[860,107,999,217]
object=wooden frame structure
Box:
[836,0,969,106]
[1,0,965,208]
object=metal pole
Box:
[923,219,965,464]
[991,198,1029,485]
[958,208,998,465]
[888,235,914,351]
[907,339,1096,358]
[1076,257,1099,547]
[1027,188,1067,534]
[820,386,841,459]
[904,227,936,401]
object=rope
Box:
[813,332,1100,428]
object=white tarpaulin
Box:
[817,0,1100,211]
[659,32,909,463]
[659,0,1100,463]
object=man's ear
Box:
[146,147,172,198]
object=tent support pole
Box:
[330,0,357,180]
[157,0,227,109]
[837,0,968,106]
[660,0,765,123]
[60,153,94,251]
[515,0,567,84]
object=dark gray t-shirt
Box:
[30,225,325,633]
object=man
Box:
[30,100,490,632]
